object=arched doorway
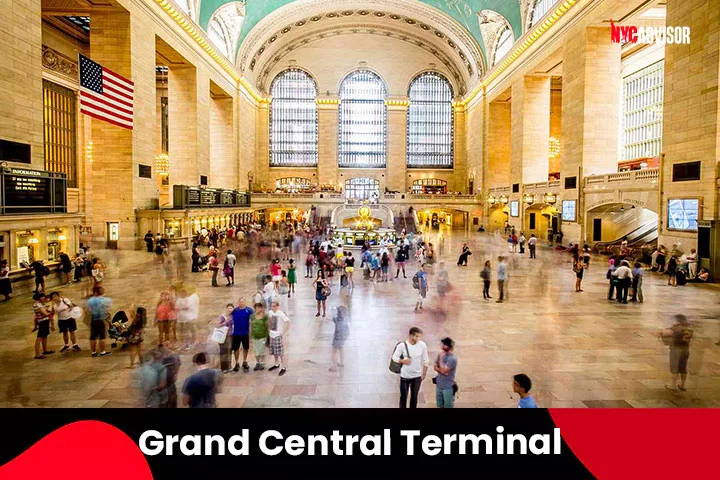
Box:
[524,203,558,240]
[345,177,380,201]
[412,178,448,194]
[488,204,510,231]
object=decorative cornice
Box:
[316,98,340,105]
[385,99,410,107]
[42,45,78,81]
[458,0,578,108]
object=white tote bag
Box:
[211,326,229,344]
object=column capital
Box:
[386,95,410,110]
[316,94,339,110]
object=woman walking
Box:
[329,305,349,372]
[127,307,146,368]
[480,260,492,300]
[270,259,282,290]
[155,291,175,346]
[216,303,234,373]
[287,259,297,297]
[314,270,329,317]
[344,252,355,289]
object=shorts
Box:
[345,266,354,273]
[272,275,281,282]
[37,320,50,338]
[252,337,267,356]
[418,288,427,300]
[58,318,77,333]
[269,335,284,356]
[232,334,249,351]
[89,320,106,341]
[381,265,389,274]
[670,346,690,374]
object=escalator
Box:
[593,218,658,260]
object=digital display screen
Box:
[562,200,577,222]
[1,168,65,214]
[510,200,519,217]
[667,198,699,231]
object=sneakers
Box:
[34,355,46,360]
[232,364,240,373]
[242,362,250,372]
[72,344,81,352]
[268,365,279,372]
[42,350,55,355]
[91,352,98,357]
[278,368,287,376]
[99,351,111,357]
[60,345,70,353]
[253,364,261,371]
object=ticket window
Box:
[15,230,41,268]
[47,228,69,262]
[164,220,182,238]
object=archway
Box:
[416,207,467,230]
[524,203,558,240]
[586,202,658,255]
[488,204,510,231]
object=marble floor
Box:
[1,229,719,408]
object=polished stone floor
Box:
[1,229,719,408]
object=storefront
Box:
[136,208,255,247]
[0,215,81,270]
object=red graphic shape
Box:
[550,409,719,479]
[0,420,152,479]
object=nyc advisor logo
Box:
[610,20,690,45]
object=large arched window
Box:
[173,0,195,20]
[407,72,454,169]
[345,178,380,200]
[207,2,245,59]
[493,26,514,66]
[338,70,387,168]
[207,18,229,57]
[270,69,318,167]
[529,0,558,29]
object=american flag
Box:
[78,54,134,130]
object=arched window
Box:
[493,26,514,66]
[407,72,454,169]
[207,18,229,57]
[529,0,558,29]
[207,2,245,59]
[345,178,380,200]
[338,70,387,168]
[270,69,318,167]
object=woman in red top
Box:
[270,259,282,290]
[155,291,176,345]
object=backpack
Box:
[412,272,421,289]
[389,341,410,374]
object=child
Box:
[287,259,297,297]
[127,306,146,367]
[250,303,269,371]
[371,253,381,282]
[32,293,55,359]
[512,373,537,408]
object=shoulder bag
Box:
[389,341,410,374]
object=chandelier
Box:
[155,153,169,175]
[548,137,561,158]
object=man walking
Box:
[182,352,221,408]
[496,256,507,303]
[433,337,457,408]
[392,326,429,408]
[231,297,253,372]
[86,287,112,357]
[528,234,537,258]
[413,264,428,313]
[224,249,236,286]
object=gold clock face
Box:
[358,206,371,219]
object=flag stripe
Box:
[103,82,134,102]
[81,108,133,130]
[80,98,133,124]
[101,66,134,87]
[102,72,134,96]
[81,89,133,114]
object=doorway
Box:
[593,218,602,242]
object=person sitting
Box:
[696,267,710,282]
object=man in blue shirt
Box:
[496,256,507,303]
[413,264,429,313]
[86,286,112,357]
[434,337,458,408]
[231,297,253,372]
[513,373,537,408]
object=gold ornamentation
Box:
[42,45,78,80]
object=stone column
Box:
[210,95,236,190]
[511,76,551,185]
[561,25,621,243]
[89,9,155,249]
[317,96,339,187]
[486,100,512,189]
[453,105,468,193]
[237,90,257,191]
[386,97,408,192]
[168,66,199,197]
[660,0,720,271]
[0,0,43,168]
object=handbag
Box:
[279,284,290,295]
[211,326,229,344]
[389,341,410,374]
[63,298,84,321]
[321,286,331,297]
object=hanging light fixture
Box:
[523,193,536,205]
[499,195,509,205]
[548,137,561,158]
[487,194,497,205]
[544,193,557,205]
[155,153,169,176]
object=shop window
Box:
[407,72,454,169]
[15,230,41,268]
[47,228,69,262]
[43,80,77,187]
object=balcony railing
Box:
[585,168,659,186]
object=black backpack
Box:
[412,272,421,289]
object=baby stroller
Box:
[197,255,209,272]
[108,310,131,349]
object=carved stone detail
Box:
[42,45,79,81]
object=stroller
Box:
[197,255,209,272]
[108,310,131,349]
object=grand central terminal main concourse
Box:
[0,0,718,408]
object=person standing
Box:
[287,259,297,297]
[582,244,591,269]
[138,349,168,408]
[231,298,253,372]
[391,327,429,408]
[666,254,679,286]
[631,263,644,303]
[216,303,234,373]
[86,286,112,357]
[314,270,328,317]
[127,307,146,368]
[606,258,618,300]
[518,233,526,254]
[154,292,175,346]
[0,259,11,301]
[208,249,220,287]
[413,264,428,313]
[344,252,355,289]
[50,291,80,352]
[660,314,693,392]
[182,352,221,408]
[433,337,458,409]
[496,256,507,303]
[32,292,54,359]
[573,256,585,292]
[59,251,72,285]
[224,249,236,286]
[480,260,492,300]
[268,301,291,376]
[395,245,407,278]
[612,260,633,304]
[144,230,154,253]
[29,259,48,294]
[512,373,537,408]
[457,243,472,266]
[175,288,199,350]
[159,344,181,408]
[305,249,315,278]
[329,305,350,372]
[250,302,269,371]
[528,234,537,259]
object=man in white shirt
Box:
[176,288,200,350]
[528,234,537,259]
[268,301,291,376]
[225,250,236,286]
[391,326,429,408]
[612,260,633,304]
[680,248,698,279]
